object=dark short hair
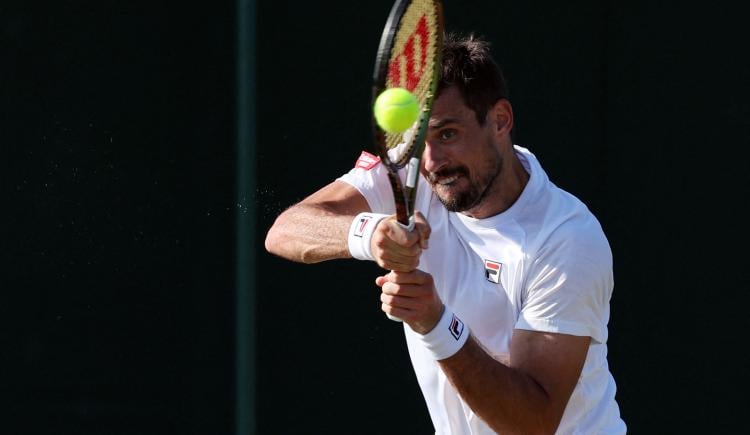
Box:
[438,32,509,125]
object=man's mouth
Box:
[436,175,459,186]
[428,168,468,187]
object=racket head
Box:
[372,0,444,225]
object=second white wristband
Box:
[412,307,470,361]
[348,212,390,261]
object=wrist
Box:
[410,306,470,360]
[347,212,390,261]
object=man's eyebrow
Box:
[428,118,459,129]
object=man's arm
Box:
[440,330,589,435]
[264,181,369,264]
[377,270,590,434]
[265,180,430,270]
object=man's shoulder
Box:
[525,182,610,258]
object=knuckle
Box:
[381,302,394,314]
[372,233,386,248]
[392,264,410,273]
[384,220,398,235]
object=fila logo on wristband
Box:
[354,215,373,237]
[449,314,464,340]
[348,212,390,261]
[415,307,470,360]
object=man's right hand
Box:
[370,211,431,272]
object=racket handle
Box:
[387,214,417,322]
[396,215,416,232]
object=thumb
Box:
[375,275,388,287]
[385,218,420,247]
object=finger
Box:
[371,226,421,259]
[381,302,414,321]
[380,280,401,295]
[385,219,420,247]
[379,239,421,260]
[387,269,431,285]
[378,251,420,272]
[386,261,419,273]
[381,281,432,297]
[375,275,388,287]
[414,211,431,249]
[381,293,424,311]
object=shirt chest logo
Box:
[484,259,502,284]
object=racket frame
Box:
[371,0,444,228]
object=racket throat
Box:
[406,157,419,188]
[402,157,420,231]
[385,170,412,227]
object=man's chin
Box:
[430,182,484,212]
[433,191,471,212]
[431,185,457,202]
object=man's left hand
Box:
[375,269,443,334]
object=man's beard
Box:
[427,151,503,213]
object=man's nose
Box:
[422,141,447,174]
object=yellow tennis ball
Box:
[373,87,420,134]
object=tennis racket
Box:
[372,0,444,321]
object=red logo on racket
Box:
[388,15,429,92]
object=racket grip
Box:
[396,215,416,232]
[388,214,416,322]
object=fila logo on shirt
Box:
[484,259,502,284]
[353,215,374,237]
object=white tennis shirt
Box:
[339,146,626,434]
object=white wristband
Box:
[412,307,470,360]
[348,212,390,261]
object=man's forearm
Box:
[439,337,555,435]
[265,203,355,263]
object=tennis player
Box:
[265,33,626,434]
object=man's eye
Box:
[440,129,457,141]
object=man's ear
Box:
[490,98,514,138]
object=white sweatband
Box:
[412,307,470,360]
[347,212,390,261]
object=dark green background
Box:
[3,0,748,433]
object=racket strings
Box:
[383,0,441,166]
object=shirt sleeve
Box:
[337,159,397,215]
[515,218,614,344]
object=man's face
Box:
[422,86,503,214]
